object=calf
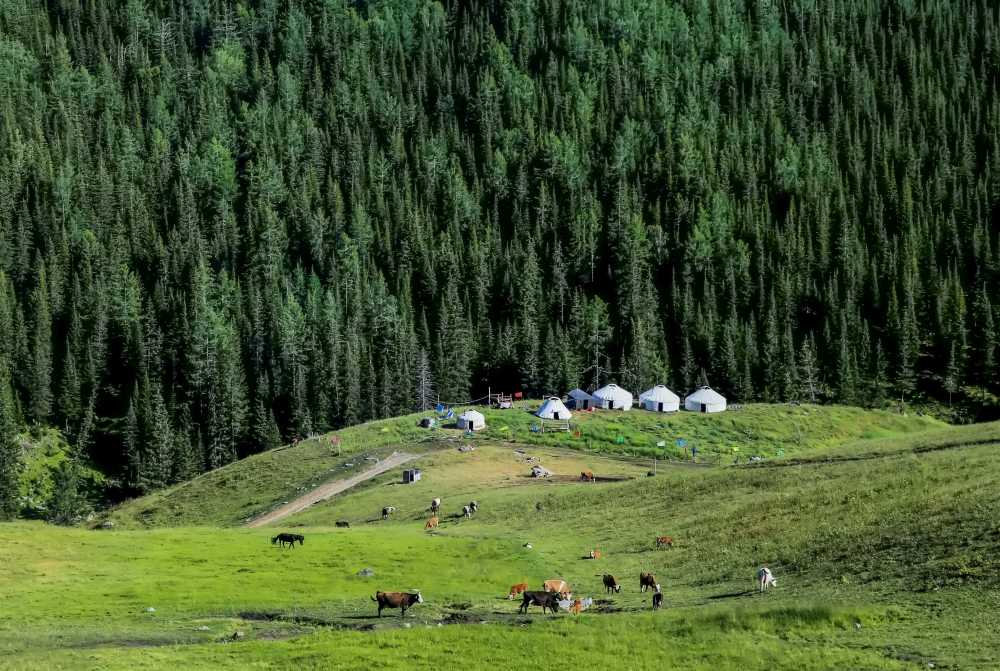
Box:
[508,583,530,599]
[462,506,472,519]
[581,471,596,482]
[652,593,663,610]
[655,536,675,549]
[639,572,660,593]
[589,550,601,559]
[469,501,478,513]
[758,568,777,593]
[382,506,395,520]
[270,533,304,548]
[335,521,350,528]
[425,517,439,530]
[371,590,423,618]
[518,590,561,614]
[542,579,572,598]
[600,573,621,594]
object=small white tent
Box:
[592,383,633,411]
[639,385,680,413]
[456,409,487,430]
[684,386,727,413]
[536,396,573,420]
[567,389,598,410]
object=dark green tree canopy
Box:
[0,0,997,494]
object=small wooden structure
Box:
[403,468,422,484]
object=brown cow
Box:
[581,471,596,482]
[371,591,423,618]
[542,579,572,598]
[424,517,439,530]
[655,536,675,549]
[508,583,530,599]
[639,572,661,593]
[518,591,561,614]
[589,550,601,559]
[599,573,621,594]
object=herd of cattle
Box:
[270,494,778,619]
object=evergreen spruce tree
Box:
[0,363,21,521]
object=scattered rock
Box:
[102,521,116,528]
[146,607,155,612]
[233,631,245,639]
[197,626,211,631]
[855,622,862,629]
[358,568,374,577]
[403,623,411,628]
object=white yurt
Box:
[567,389,598,410]
[536,396,573,420]
[456,409,487,430]
[684,386,727,413]
[639,385,680,413]
[592,383,633,411]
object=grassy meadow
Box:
[3,407,1000,669]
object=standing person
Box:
[758,568,777,592]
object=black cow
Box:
[270,533,304,548]
[335,521,350,528]
[652,593,663,610]
[518,590,562,614]
[371,591,423,618]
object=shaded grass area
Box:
[4,420,1000,669]
[103,404,941,529]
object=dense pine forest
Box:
[1,0,999,504]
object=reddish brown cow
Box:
[508,583,530,599]
[581,471,596,482]
[599,573,621,594]
[589,550,601,559]
[655,536,675,549]
[424,517,439,530]
[371,591,423,618]
[543,579,572,598]
[639,572,661,593]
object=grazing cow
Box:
[523,542,532,549]
[542,580,572,598]
[508,583,530,599]
[270,532,304,548]
[652,593,663,610]
[639,572,660,593]
[581,471,596,482]
[600,573,621,594]
[518,591,561,614]
[382,506,396,520]
[335,521,350,528]
[589,550,601,559]
[469,501,478,513]
[758,568,777,593]
[462,506,472,519]
[430,498,441,514]
[371,591,423,618]
[425,517,439,530]
[655,536,675,549]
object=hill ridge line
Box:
[245,451,423,528]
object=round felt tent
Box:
[456,409,486,430]
[592,383,633,411]
[684,386,727,413]
[536,396,573,420]
[639,385,680,412]
[567,389,598,410]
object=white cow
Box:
[462,505,471,518]
[758,568,777,593]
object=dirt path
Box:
[245,451,423,528]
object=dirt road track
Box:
[245,451,422,527]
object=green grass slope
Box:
[2,418,999,670]
[103,404,941,529]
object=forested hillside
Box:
[0,0,998,498]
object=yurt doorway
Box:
[553,411,560,420]
[700,403,707,413]
[657,402,664,412]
